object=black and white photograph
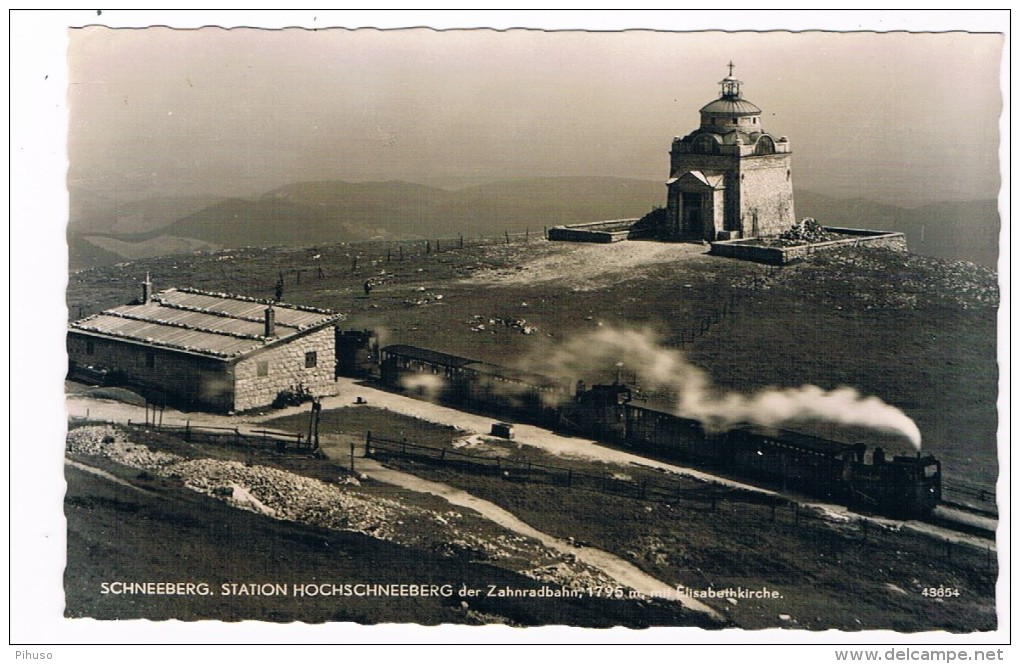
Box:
[9,9,1010,658]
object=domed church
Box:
[664,64,795,241]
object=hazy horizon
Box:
[68,28,1003,209]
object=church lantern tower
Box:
[664,64,795,241]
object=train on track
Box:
[361,343,942,518]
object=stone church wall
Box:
[738,154,796,237]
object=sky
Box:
[65,21,1003,207]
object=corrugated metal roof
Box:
[69,288,344,360]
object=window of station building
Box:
[257,360,269,377]
[85,340,95,355]
[305,351,317,368]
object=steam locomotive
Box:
[363,343,942,518]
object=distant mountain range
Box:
[67,177,1000,270]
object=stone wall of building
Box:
[232,326,338,412]
[738,153,795,237]
[66,334,234,411]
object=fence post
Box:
[185,420,190,442]
[496,458,501,477]
[365,431,372,457]
[440,449,446,464]
[350,442,355,474]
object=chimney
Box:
[140,272,152,303]
[264,305,276,338]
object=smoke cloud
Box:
[533,327,922,449]
[400,373,446,401]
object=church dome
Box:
[699,98,762,115]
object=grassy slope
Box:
[65,452,704,627]
[66,239,999,485]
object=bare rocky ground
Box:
[64,237,1000,630]
[65,423,718,627]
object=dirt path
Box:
[358,457,723,621]
[66,381,995,550]
[64,458,155,495]
[463,241,707,288]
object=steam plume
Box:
[534,327,922,449]
[400,373,446,401]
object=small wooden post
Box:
[365,431,372,457]
[350,442,355,474]
[440,449,446,464]
[399,246,404,260]
[185,420,190,441]
[459,234,464,249]
[505,230,510,245]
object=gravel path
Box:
[360,458,722,620]
[463,241,707,289]
[67,382,994,551]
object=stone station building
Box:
[67,280,344,412]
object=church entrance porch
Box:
[666,170,725,242]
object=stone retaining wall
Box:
[709,227,908,265]
[548,219,653,243]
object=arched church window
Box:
[754,136,776,155]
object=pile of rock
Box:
[66,425,603,592]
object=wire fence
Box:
[69,416,314,453]
[364,432,997,574]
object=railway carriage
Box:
[376,343,941,517]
